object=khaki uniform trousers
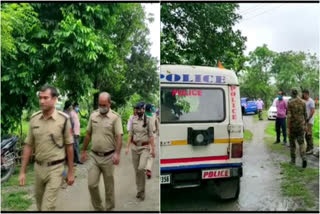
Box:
[289,130,306,161]
[145,135,157,172]
[88,152,115,211]
[131,144,150,197]
[145,155,154,172]
[34,162,64,211]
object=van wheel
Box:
[206,177,240,200]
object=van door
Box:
[228,85,243,160]
[160,85,230,162]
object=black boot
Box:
[302,160,307,168]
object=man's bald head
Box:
[99,92,111,102]
[98,92,111,109]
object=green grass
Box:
[244,129,253,142]
[280,162,319,209]
[2,164,34,188]
[264,116,319,210]
[1,191,32,211]
[265,122,276,137]
[313,109,319,146]
[265,114,319,147]
[264,136,290,156]
[253,110,268,121]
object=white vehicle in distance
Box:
[267,96,291,120]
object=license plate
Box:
[160,174,171,184]
[202,169,231,179]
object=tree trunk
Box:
[93,76,99,110]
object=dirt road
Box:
[28,137,160,211]
[161,116,297,211]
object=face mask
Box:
[75,107,80,112]
[99,106,109,114]
[151,106,156,113]
[278,95,283,100]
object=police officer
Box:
[145,103,157,179]
[287,88,308,168]
[81,92,123,211]
[19,85,75,211]
[127,102,155,201]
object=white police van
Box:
[160,65,243,199]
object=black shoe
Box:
[302,160,307,168]
[274,141,280,144]
[76,161,84,164]
[136,192,145,201]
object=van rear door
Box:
[160,85,230,162]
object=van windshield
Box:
[161,87,225,123]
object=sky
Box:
[142,3,160,66]
[143,3,319,62]
[234,3,319,56]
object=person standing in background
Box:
[71,102,82,164]
[274,91,288,146]
[302,89,315,155]
[256,98,264,120]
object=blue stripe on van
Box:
[160,163,242,172]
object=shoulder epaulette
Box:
[111,110,120,117]
[31,111,41,118]
[57,111,70,119]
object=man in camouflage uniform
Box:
[19,85,75,211]
[287,88,308,168]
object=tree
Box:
[271,51,319,98]
[161,3,247,74]
[239,45,275,107]
[1,3,158,135]
[1,3,45,134]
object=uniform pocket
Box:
[103,122,113,136]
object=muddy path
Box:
[161,116,293,211]
[27,137,160,211]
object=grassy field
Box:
[1,164,34,211]
[265,114,319,147]
[253,110,268,121]
[313,110,319,146]
[280,163,319,210]
[264,113,319,211]
[2,164,35,188]
[244,129,253,142]
[1,191,33,211]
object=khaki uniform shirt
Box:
[87,110,123,153]
[129,116,153,144]
[25,110,73,162]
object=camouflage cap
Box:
[291,88,298,96]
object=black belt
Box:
[133,141,149,146]
[35,158,65,167]
[92,150,115,157]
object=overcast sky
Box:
[143,3,319,62]
[142,3,160,67]
[234,3,319,56]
